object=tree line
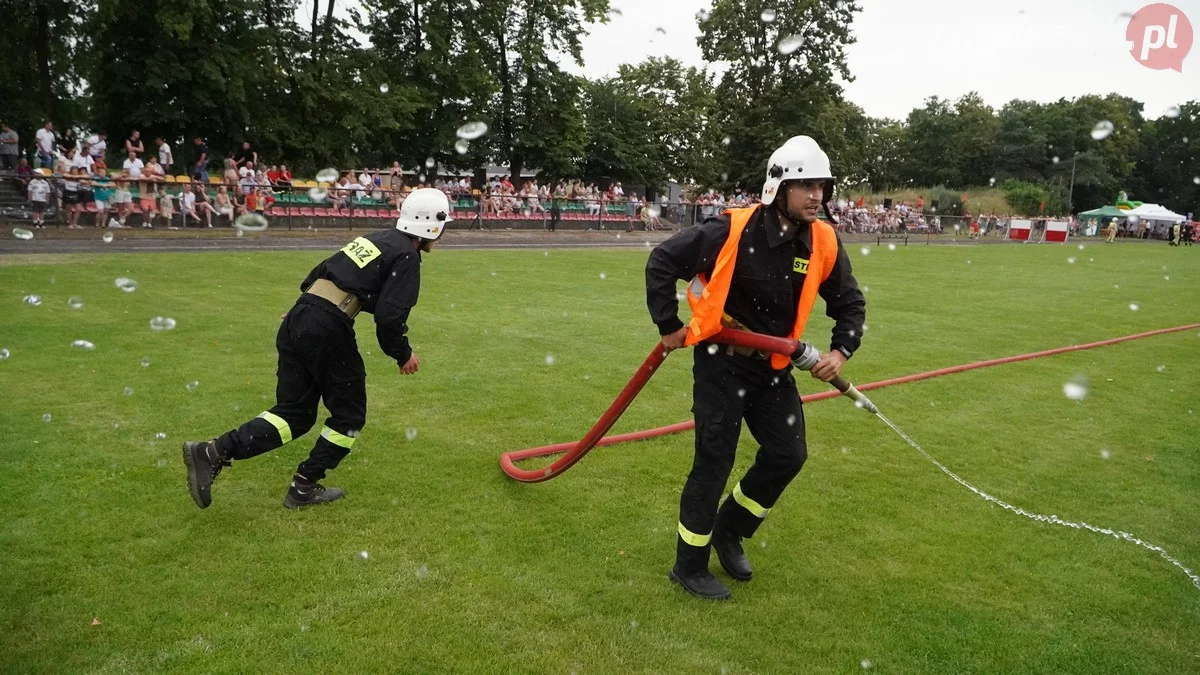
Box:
[2,0,1196,216]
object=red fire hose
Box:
[499,323,1200,483]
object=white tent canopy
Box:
[1126,203,1187,223]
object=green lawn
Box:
[1,240,1198,673]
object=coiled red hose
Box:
[499,323,1200,483]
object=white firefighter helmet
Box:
[396,187,453,240]
[760,135,835,207]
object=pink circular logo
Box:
[1127,3,1193,72]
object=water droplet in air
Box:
[114,277,138,293]
[308,187,328,201]
[186,380,200,391]
[545,354,556,366]
[12,227,34,240]
[456,121,488,140]
[405,428,418,441]
[721,136,731,146]
[737,388,746,398]
[1155,364,1166,373]
[0,348,9,360]
[695,9,710,21]
[1193,176,1200,185]
[67,296,84,309]
[1164,275,1170,281]
[316,168,339,183]
[235,213,268,231]
[155,432,167,440]
[861,659,873,670]
[42,413,52,422]
[707,344,719,355]
[379,83,389,94]
[760,8,777,22]
[860,247,870,256]
[149,316,177,331]
[1090,120,1114,140]
[140,357,151,368]
[358,550,369,560]
[777,34,804,55]
[1128,303,1139,311]
[786,414,796,426]
[123,386,134,396]
[599,272,607,280]
[1067,256,1076,264]
[1063,375,1088,401]
[887,243,896,251]
[424,156,436,169]
[454,139,469,155]
[156,458,168,468]
[71,339,95,350]
[23,294,42,306]
[1052,156,1060,164]
[988,177,996,186]
[416,564,430,578]
[1164,105,1181,118]
[1077,244,1085,250]
[1100,449,1111,460]
[102,232,114,243]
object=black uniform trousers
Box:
[215,294,367,481]
[676,344,808,571]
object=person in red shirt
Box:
[267,165,282,185]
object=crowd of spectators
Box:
[2,119,1078,237]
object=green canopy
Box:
[1077,205,1130,222]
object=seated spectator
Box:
[274,164,293,188]
[177,181,200,226]
[193,184,218,227]
[214,186,234,223]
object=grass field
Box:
[1,239,1198,673]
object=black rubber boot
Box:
[182,440,230,510]
[283,474,345,509]
[713,503,753,581]
[669,567,731,600]
[669,536,731,600]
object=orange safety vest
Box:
[685,204,838,370]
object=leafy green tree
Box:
[699,0,860,191]
[0,0,91,145]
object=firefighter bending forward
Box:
[646,136,866,600]
[182,188,452,510]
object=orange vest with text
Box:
[684,204,838,370]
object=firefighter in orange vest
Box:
[645,136,866,600]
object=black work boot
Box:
[668,537,731,600]
[713,503,753,581]
[283,474,345,509]
[182,440,230,509]
[669,566,732,600]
